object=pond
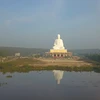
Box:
[0,71,100,100]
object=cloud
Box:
[4,0,66,26]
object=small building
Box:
[15,53,20,57]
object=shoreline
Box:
[0,58,100,73]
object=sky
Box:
[0,0,98,49]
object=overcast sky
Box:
[0,0,98,49]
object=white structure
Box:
[53,34,65,50]
[46,34,72,58]
[53,70,64,84]
[15,53,20,57]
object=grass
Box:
[0,58,100,73]
[0,64,100,73]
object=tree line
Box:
[85,54,100,62]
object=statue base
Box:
[45,49,72,58]
[50,49,67,53]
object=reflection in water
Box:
[0,83,7,87]
[1,71,100,100]
[6,75,12,78]
[53,70,64,84]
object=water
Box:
[0,71,100,100]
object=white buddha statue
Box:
[53,34,65,50]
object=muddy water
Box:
[0,71,100,100]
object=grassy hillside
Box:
[0,47,48,56]
[70,49,100,55]
[0,46,100,57]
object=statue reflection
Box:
[53,70,64,84]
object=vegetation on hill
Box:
[79,54,100,66]
[0,47,100,57]
[0,47,48,56]
[85,54,100,62]
[70,49,100,55]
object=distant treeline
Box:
[0,50,8,57]
[0,47,49,56]
[0,47,100,57]
[85,54,100,62]
[70,49,100,55]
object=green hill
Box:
[0,47,100,57]
[0,47,48,56]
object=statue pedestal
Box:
[50,49,67,53]
[48,49,68,58]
